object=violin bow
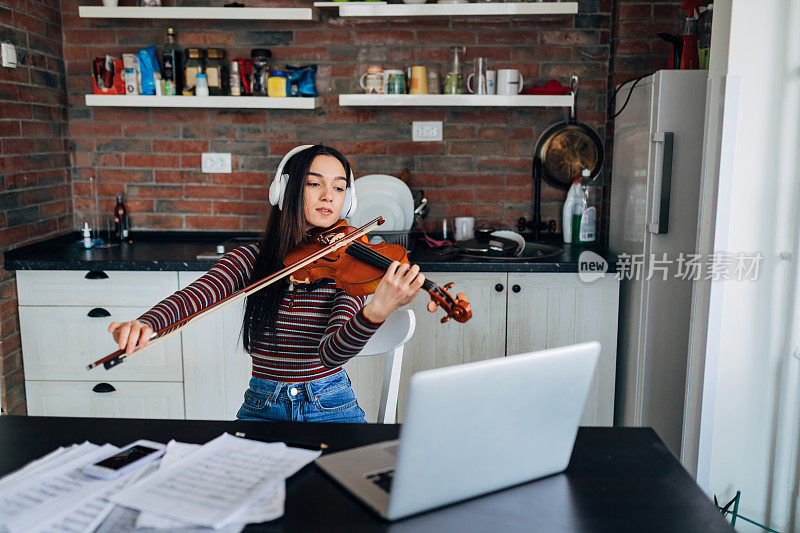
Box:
[87,217,385,371]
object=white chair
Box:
[355,309,416,424]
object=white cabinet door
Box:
[26,380,184,419]
[19,306,182,382]
[506,273,620,426]
[16,270,178,307]
[396,272,508,421]
[179,272,251,420]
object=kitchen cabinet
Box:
[19,306,182,382]
[395,272,619,425]
[18,270,184,419]
[26,381,184,419]
[17,269,618,425]
[178,272,251,420]
[396,272,507,420]
[506,273,619,426]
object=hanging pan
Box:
[535,76,605,190]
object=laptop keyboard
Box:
[366,469,394,493]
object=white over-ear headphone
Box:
[268,144,357,219]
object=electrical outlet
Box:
[1,43,17,69]
[201,152,231,173]
[412,121,443,142]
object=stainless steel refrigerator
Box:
[609,70,707,457]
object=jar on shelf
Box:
[205,48,227,96]
[195,73,209,97]
[182,48,205,96]
[251,49,272,96]
[267,70,288,97]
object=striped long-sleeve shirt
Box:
[137,244,383,383]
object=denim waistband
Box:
[247,370,348,401]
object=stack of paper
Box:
[0,442,124,533]
[0,433,320,533]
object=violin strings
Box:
[347,242,445,296]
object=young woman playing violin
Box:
[107,144,426,423]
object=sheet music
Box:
[136,441,285,530]
[0,443,119,533]
[112,433,318,528]
[42,460,150,533]
[0,443,94,489]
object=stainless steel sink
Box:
[453,242,562,261]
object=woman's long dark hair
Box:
[241,144,353,353]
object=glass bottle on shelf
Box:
[162,27,182,95]
[250,49,272,96]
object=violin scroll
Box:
[425,281,472,324]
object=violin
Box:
[285,219,472,323]
[88,217,470,371]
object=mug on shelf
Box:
[359,65,383,95]
[409,65,428,95]
[387,72,407,94]
[382,69,404,94]
[496,69,524,95]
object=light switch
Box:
[1,42,17,69]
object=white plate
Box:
[350,174,414,231]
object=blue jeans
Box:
[236,370,367,423]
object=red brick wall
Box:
[0,0,71,413]
[62,0,614,234]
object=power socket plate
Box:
[412,121,443,142]
[201,152,232,173]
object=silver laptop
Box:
[315,341,600,521]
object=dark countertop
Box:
[3,231,616,274]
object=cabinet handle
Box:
[512,284,521,293]
[92,383,116,393]
[495,284,504,292]
[85,270,108,280]
[87,307,111,318]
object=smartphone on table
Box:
[82,439,166,479]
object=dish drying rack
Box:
[367,229,415,253]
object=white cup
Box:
[497,69,523,95]
[486,70,496,95]
[454,217,475,241]
[102,0,118,6]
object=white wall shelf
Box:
[78,6,319,20]
[85,95,320,109]
[313,1,386,7]
[338,93,573,107]
[337,1,577,17]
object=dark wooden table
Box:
[0,416,732,532]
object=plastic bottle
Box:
[563,178,583,244]
[573,167,597,245]
[82,222,92,249]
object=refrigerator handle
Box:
[647,131,674,234]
